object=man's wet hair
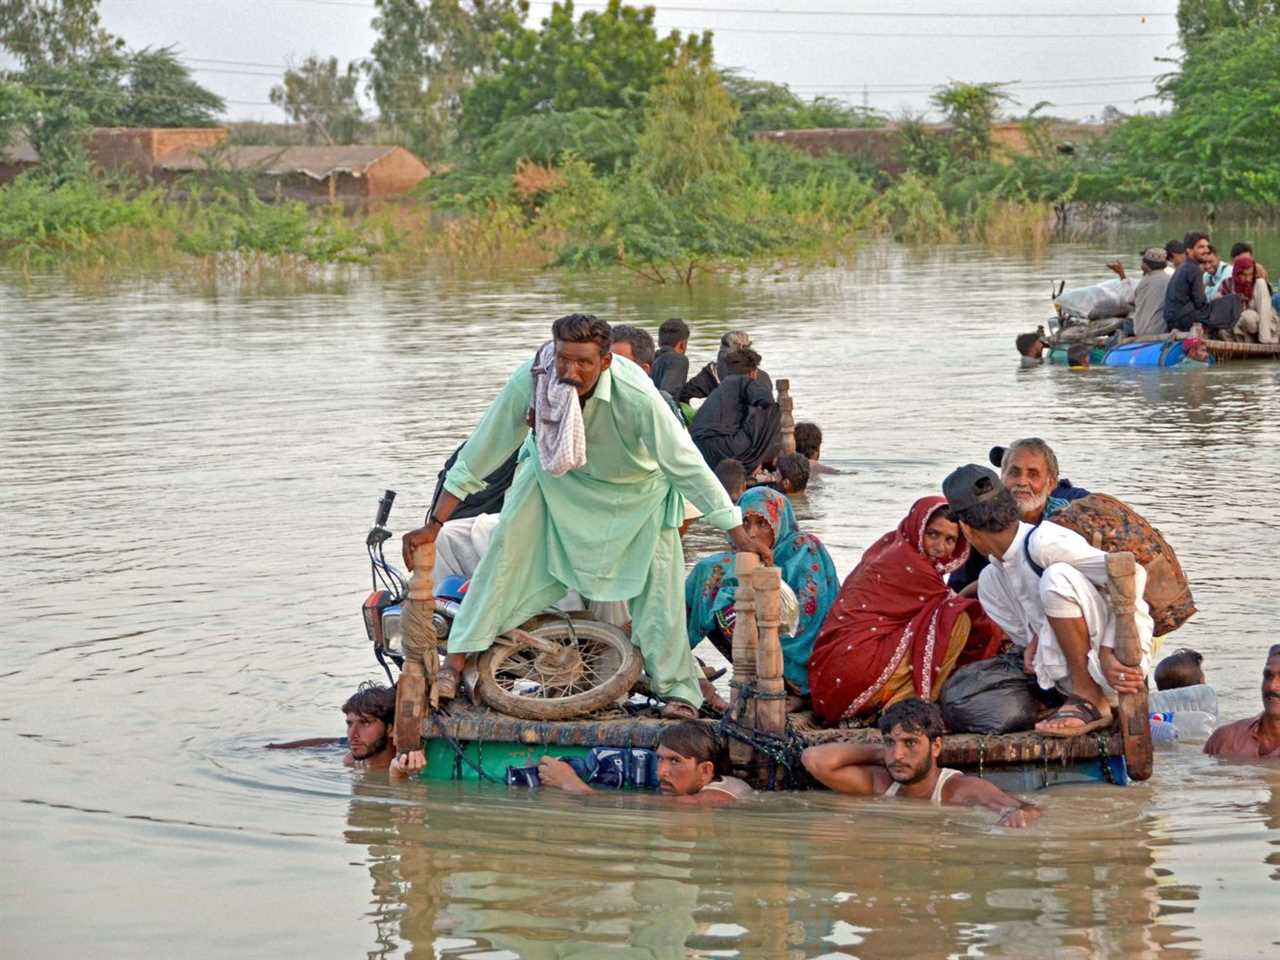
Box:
[1267,643,1280,659]
[1154,648,1205,691]
[794,422,822,459]
[715,458,747,500]
[610,324,656,367]
[1230,241,1253,259]
[658,317,690,348]
[1001,437,1061,486]
[658,721,720,767]
[1184,230,1210,250]
[552,313,612,356]
[722,346,761,376]
[1015,332,1042,357]
[1165,239,1185,256]
[878,698,945,741]
[776,451,810,493]
[342,681,396,725]
[953,478,1021,533]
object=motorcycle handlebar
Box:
[374,489,396,528]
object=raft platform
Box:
[423,702,1130,792]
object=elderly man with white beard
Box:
[948,438,1090,594]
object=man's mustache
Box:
[558,376,583,387]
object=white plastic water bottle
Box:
[1150,717,1178,746]
[1148,684,1219,721]
[1169,710,1215,742]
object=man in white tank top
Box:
[538,721,752,806]
[802,699,1040,828]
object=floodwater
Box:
[3,232,1279,959]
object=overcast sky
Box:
[96,1,1183,126]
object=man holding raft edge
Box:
[399,314,771,771]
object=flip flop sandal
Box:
[434,664,461,701]
[660,698,699,720]
[1035,694,1111,738]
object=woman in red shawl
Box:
[1213,253,1279,343]
[808,496,1003,725]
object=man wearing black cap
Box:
[942,465,1152,737]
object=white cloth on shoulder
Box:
[531,341,587,476]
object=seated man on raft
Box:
[536,721,752,805]
[400,313,771,749]
[942,464,1152,737]
[801,699,1040,828]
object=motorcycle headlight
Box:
[381,610,403,657]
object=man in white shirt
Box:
[942,465,1152,737]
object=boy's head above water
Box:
[1154,648,1205,691]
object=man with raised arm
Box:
[399,314,770,756]
[801,699,1040,828]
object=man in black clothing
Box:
[651,318,690,396]
[689,348,781,474]
[1165,231,1211,332]
[677,330,773,403]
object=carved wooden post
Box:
[1106,551,1152,781]
[751,566,786,787]
[776,378,795,455]
[395,542,439,760]
[728,551,759,774]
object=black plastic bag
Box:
[939,653,1042,735]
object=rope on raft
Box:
[716,682,810,790]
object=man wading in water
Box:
[400,314,771,764]
[801,699,1040,828]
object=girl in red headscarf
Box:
[1214,253,1279,343]
[808,496,1004,726]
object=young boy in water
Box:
[1154,648,1206,691]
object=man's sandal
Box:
[1034,694,1112,738]
[660,698,699,720]
[434,664,461,701]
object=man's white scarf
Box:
[531,341,587,476]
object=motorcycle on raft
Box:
[360,490,643,721]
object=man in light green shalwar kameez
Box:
[402,314,769,722]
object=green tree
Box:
[271,56,366,144]
[1176,0,1280,43]
[633,51,739,194]
[930,81,1015,162]
[720,70,882,138]
[0,0,118,69]
[365,0,527,158]
[461,0,711,140]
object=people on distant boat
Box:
[793,421,841,476]
[400,313,772,749]
[678,330,774,404]
[942,464,1153,738]
[1165,231,1212,332]
[1107,248,1170,337]
[1015,331,1047,367]
[1213,254,1279,344]
[342,682,403,774]
[714,458,747,502]
[610,323,687,424]
[651,318,691,397]
[689,347,782,474]
[1202,243,1231,299]
[1163,239,1186,274]
[807,497,1004,726]
[772,451,810,495]
[948,439,1088,594]
[536,721,753,804]
[1203,645,1280,760]
[685,487,839,699]
[800,699,1041,827]
[1155,647,1206,691]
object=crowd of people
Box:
[333,312,1271,821]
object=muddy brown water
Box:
[3,235,1279,958]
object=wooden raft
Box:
[429,701,1123,767]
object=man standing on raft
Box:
[401,314,770,742]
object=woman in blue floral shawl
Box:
[685,487,839,694]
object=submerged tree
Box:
[461,0,711,141]
[271,56,366,144]
[365,0,528,158]
[634,50,738,194]
[929,81,1016,163]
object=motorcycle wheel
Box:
[475,613,643,721]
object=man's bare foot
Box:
[698,678,728,715]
